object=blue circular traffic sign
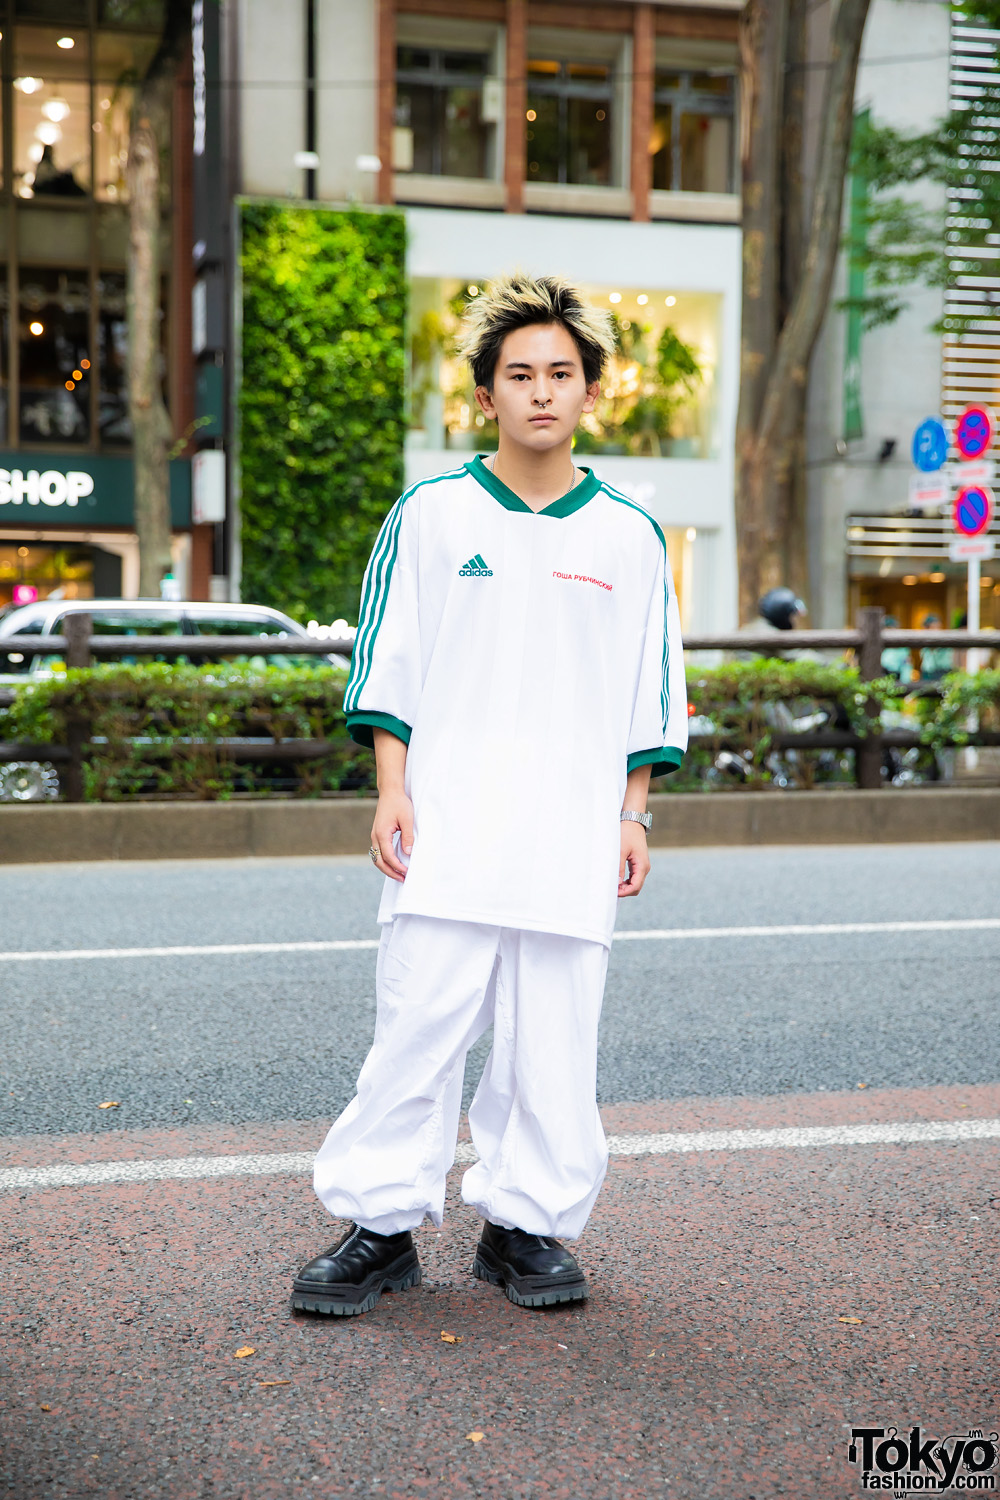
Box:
[955,405,994,460]
[912,417,949,472]
[953,484,994,536]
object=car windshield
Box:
[186,615,320,669]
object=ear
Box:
[582,381,601,414]
[474,385,497,420]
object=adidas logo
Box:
[458,553,493,577]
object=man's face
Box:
[474,322,600,452]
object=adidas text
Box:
[459,554,493,577]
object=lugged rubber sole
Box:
[291,1258,421,1317]
[472,1251,587,1309]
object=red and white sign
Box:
[952,484,994,537]
[954,405,995,461]
[908,474,947,509]
[950,535,996,561]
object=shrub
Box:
[238,202,407,624]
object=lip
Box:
[529,415,557,424]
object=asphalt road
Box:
[2,844,1000,1136]
[2,844,999,1499]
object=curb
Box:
[2,789,1000,864]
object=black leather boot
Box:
[472,1220,587,1308]
[291,1223,420,1317]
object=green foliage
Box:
[915,668,1000,750]
[0,663,374,801]
[8,658,1000,801]
[238,202,407,625]
[841,9,1000,335]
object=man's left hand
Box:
[618,823,650,898]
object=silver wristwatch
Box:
[620,810,652,831]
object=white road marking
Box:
[2,1117,998,1193]
[1,918,998,965]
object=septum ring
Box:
[369,845,380,865]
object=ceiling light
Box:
[27,142,44,164]
[42,97,70,122]
[35,122,62,146]
[665,295,676,307]
[14,76,43,94]
[902,575,917,585]
[526,109,536,121]
[29,321,44,336]
[56,35,75,48]
[609,292,622,304]
[637,294,648,306]
[100,98,111,110]
[686,527,697,541]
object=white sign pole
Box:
[968,556,981,674]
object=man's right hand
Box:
[371,790,414,883]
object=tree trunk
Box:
[735,0,871,622]
[128,1,191,598]
[735,0,789,625]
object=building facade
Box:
[227,0,744,633]
[0,0,214,613]
[807,0,1000,632]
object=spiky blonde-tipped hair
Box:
[458,272,617,392]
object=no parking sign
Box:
[954,405,994,461]
[953,484,993,537]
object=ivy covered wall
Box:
[238,203,406,623]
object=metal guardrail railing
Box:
[0,608,997,799]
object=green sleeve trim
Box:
[627,746,684,776]
[346,711,412,749]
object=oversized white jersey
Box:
[343,455,687,946]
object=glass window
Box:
[16,1,88,20]
[652,71,735,194]
[0,614,43,670]
[86,610,185,665]
[526,58,613,186]
[95,31,159,202]
[19,267,90,443]
[187,614,315,668]
[96,270,128,442]
[14,26,91,200]
[395,47,493,178]
[98,0,164,24]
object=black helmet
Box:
[758,587,806,631]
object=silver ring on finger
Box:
[369,845,380,865]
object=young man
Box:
[292,274,687,1317]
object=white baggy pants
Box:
[313,914,610,1240]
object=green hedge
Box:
[0,664,373,801]
[238,202,407,624]
[0,657,962,802]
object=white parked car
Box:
[0,599,351,800]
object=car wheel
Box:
[0,760,61,801]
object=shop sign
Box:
[0,468,95,508]
[0,452,191,527]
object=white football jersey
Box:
[343,455,688,946]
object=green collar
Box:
[465,453,599,518]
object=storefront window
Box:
[526,59,614,187]
[95,31,158,202]
[19,267,90,443]
[98,0,164,23]
[652,71,735,194]
[408,279,721,460]
[395,47,493,178]
[97,270,128,442]
[14,26,91,199]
